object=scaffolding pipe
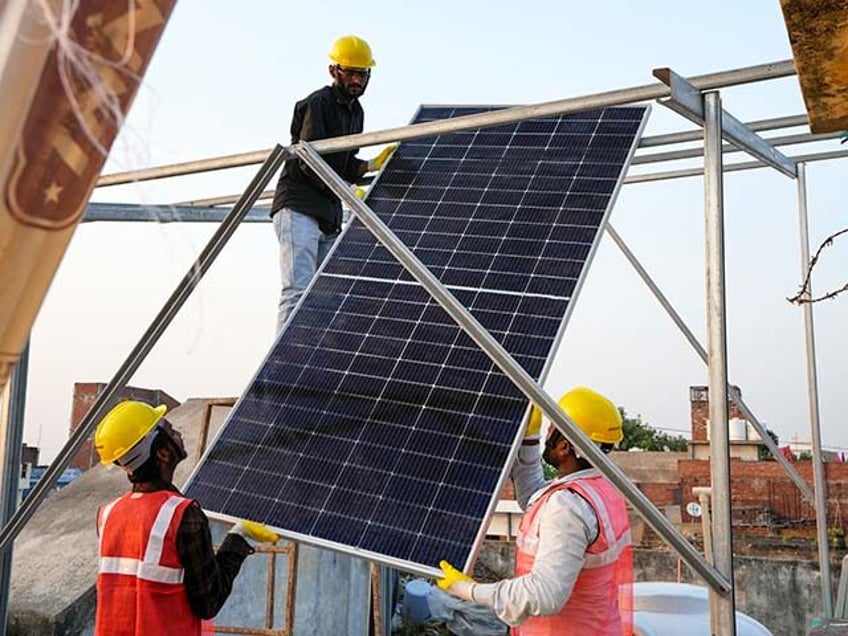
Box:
[693,487,718,629]
[703,91,736,634]
[0,147,288,553]
[96,149,270,187]
[632,130,844,166]
[81,202,270,223]
[295,141,731,594]
[604,225,815,502]
[638,114,809,147]
[95,60,795,189]
[162,147,848,211]
[0,341,27,636]
[797,162,834,618]
[306,61,796,157]
[625,148,848,184]
[96,113,817,197]
[174,192,275,208]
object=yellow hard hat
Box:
[94,401,167,466]
[328,35,376,68]
[558,387,623,445]
[526,404,542,437]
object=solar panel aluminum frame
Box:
[293,105,652,576]
[186,104,651,578]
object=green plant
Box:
[619,409,688,452]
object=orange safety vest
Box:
[95,490,207,636]
[513,473,633,636]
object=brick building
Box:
[635,386,848,543]
[687,385,767,461]
[68,382,180,471]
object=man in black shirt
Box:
[270,34,395,333]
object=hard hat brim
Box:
[98,403,168,465]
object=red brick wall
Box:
[637,481,681,508]
[678,459,848,529]
[69,382,180,471]
[689,385,745,441]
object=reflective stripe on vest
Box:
[516,479,632,567]
[574,481,632,569]
[99,557,184,584]
[98,495,186,584]
[97,498,120,547]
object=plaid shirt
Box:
[132,480,254,619]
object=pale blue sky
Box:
[25,0,847,461]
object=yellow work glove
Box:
[353,186,366,199]
[437,560,474,593]
[229,520,279,544]
[367,144,397,172]
[525,405,542,438]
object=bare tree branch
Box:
[788,227,848,304]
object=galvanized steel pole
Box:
[625,148,848,184]
[0,341,27,636]
[797,162,834,618]
[703,91,737,635]
[95,60,795,189]
[638,114,809,148]
[309,61,795,156]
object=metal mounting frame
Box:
[1,57,843,635]
[654,67,797,178]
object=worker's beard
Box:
[542,438,561,469]
[337,78,367,100]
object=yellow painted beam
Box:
[780,0,848,133]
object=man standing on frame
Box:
[270,34,396,333]
[438,387,634,635]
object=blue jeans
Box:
[273,209,336,334]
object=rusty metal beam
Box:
[780,0,848,133]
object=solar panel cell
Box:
[186,104,648,573]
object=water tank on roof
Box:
[633,582,772,635]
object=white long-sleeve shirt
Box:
[451,443,601,627]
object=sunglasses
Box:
[335,65,371,80]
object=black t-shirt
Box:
[271,84,366,235]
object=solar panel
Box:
[185,105,650,574]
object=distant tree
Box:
[619,409,688,452]
[758,428,780,461]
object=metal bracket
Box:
[653,67,797,178]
